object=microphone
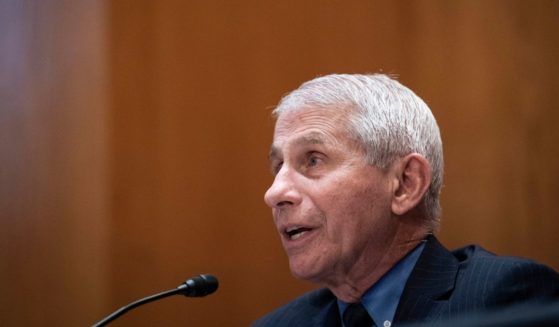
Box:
[92,274,219,326]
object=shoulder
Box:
[451,242,558,281]
[252,288,338,327]
[451,243,559,303]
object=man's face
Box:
[264,106,397,286]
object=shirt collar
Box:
[338,241,426,327]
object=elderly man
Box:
[253,74,559,327]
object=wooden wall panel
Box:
[0,0,109,325]
[1,0,558,325]
[401,1,559,266]
[107,1,559,326]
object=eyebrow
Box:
[268,132,326,162]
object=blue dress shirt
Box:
[338,241,426,327]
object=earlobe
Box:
[391,154,432,216]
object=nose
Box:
[264,167,301,209]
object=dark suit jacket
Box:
[252,237,559,326]
[400,300,559,327]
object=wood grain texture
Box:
[1,0,558,325]
[0,0,109,325]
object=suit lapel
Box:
[394,236,459,323]
[309,289,342,327]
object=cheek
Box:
[338,182,391,230]
[312,174,390,230]
[319,189,370,237]
[343,181,383,212]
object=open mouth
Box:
[285,226,313,240]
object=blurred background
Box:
[1,0,558,325]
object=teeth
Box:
[286,226,301,234]
[285,226,312,240]
[291,230,307,240]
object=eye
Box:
[309,156,320,166]
[306,152,324,167]
[271,161,283,175]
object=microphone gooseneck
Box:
[92,274,219,327]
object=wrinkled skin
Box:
[265,106,429,301]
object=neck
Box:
[327,218,428,302]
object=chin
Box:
[289,260,325,283]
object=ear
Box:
[391,154,432,216]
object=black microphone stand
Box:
[92,274,218,326]
[93,286,185,327]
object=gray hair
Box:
[273,74,443,230]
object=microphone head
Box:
[179,274,219,297]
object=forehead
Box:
[275,105,351,134]
[270,106,354,155]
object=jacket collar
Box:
[394,235,459,322]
